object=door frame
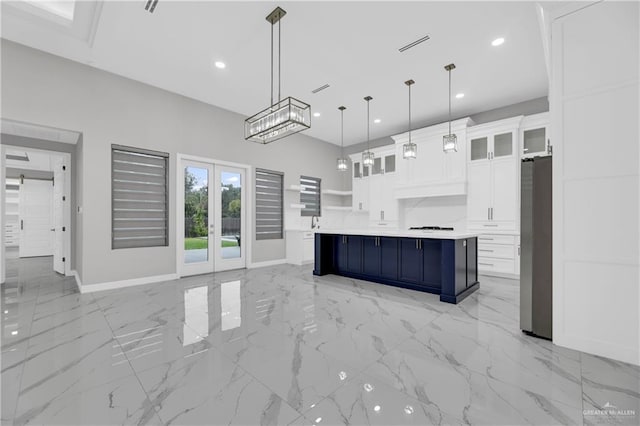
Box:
[0,145,72,282]
[176,153,252,278]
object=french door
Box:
[180,159,246,276]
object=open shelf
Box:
[323,206,352,211]
[322,189,353,196]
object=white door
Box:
[19,178,54,258]
[214,166,246,271]
[181,160,214,276]
[52,157,66,274]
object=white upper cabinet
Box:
[392,117,473,199]
[350,159,371,212]
[520,112,550,159]
[466,116,523,231]
[350,147,398,226]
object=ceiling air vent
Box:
[6,153,29,162]
[311,84,330,94]
[145,0,158,13]
[398,34,430,53]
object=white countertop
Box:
[314,228,479,240]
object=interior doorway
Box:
[1,146,71,279]
[177,154,249,277]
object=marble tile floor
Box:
[1,254,639,425]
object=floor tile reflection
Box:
[1,256,639,425]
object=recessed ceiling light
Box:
[491,37,505,47]
[214,61,226,69]
[456,93,465,99]
[313,112,321,117]
[374,119,381,124]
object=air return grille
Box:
[398,34,431,52]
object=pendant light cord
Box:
[448,68,452,136]
[366,99,370,151]
[278,19,281,103]
[408,84,412,143]
[270,21,273,107]
[270,16,282,105]
[341,108,344,156]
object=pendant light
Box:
[402,79,417,159]
[362,96,374,167]
[244,7,311,144]
[443,63,458,153]
[337,106,348,171]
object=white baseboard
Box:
[555,333,640,367]
[479,271,520,280]
[248,259,287,269]
[71,270,82,292]
[79,273,179,294]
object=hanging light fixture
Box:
[443,63,458,153]
[402,79,417,159]
[244,7,311,144]
[362,96,375,167]
[337,106,348,171]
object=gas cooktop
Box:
[409,226,455,231]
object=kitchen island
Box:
[313,230,479,304]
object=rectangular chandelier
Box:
[245,97,311,144]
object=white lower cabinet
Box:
[286,230,315,265]
[477,233,520,277]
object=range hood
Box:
[394,180,466,199]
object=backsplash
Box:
[400,195,468,230]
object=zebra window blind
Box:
[300,175,321,217]
[111,145,169,249]
[255,168,284,240]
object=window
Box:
[300,175,321,217]
[111,145,169,249]
[255,168,283,240]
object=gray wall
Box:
[1,133,79,272]
[1,40,343,285]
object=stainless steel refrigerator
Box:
[520,155,552,340]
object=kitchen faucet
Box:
[311,215,319,229]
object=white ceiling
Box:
[1,1,549,146]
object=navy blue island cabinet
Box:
[314,232,479,304]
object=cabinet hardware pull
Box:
[479,238,494,241]
[415,239,418,250]
[483,224,498,227]
[491,207,494,220]
[518,245,521,255]
[479,249,494,252]
[488,208,490,220]
[479,262,494,266]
